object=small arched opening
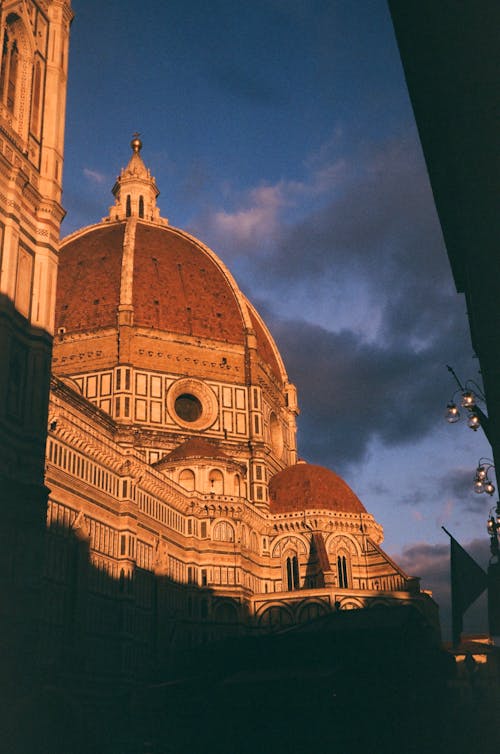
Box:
[208,468,224,495]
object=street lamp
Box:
[473,458,496,496]
[445,365,486,432]
[487,502,500,560]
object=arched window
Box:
[0,33,8,99]
[0,16,35,138]
[126,195,131,217]
[258,605,293,630]
[0,30,19,114]
[234,473,241,497]
[138,195,144,218]
[7,39,18,113]
[337,554,349,588]
[286,555,300,591]
[299,601,327,623]
[214,600,238,623]
[30,58,42,136]
[208,469,224,495]
[179,468,195,491]
[213,520,234,542]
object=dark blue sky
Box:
[62,0,492,636]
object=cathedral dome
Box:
[61,224,230,339]
[54,142,286,385]
[269,462,366,514]
[56,222,283,379]
[52,142,299,481]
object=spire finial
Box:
[131,133,142,153]
[106,134,168,225]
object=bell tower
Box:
[0,0,73,699]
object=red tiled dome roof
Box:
[56,221,245,344]
[269,462,366,514]
[160,437,230,464]
[56,223,125,331]
[55,219,284,381]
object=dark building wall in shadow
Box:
[3,516,252,751]
[0,516,458,754]
[0,295,53,731]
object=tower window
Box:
[30,59,42,136]
[126,195,131,217]
[1,30,20,115]
[0,34,8,101]
[179,469,195,491]
[338,555,349,588]
[139,195,144,218]
[286,555,300,591]
[213,520,234,542]
[6,39,18,113]
[208,469,224,495]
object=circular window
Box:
[167,378,218,431]
[175,393,202,422]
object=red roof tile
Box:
[269,462,366,514]
[56,221,246,343]
[56,218,287,385]
[132,224,245,343]
[56,224,125,331]
[160,437,230,464]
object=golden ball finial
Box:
[131,133,142,153]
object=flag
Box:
[442,527,487,646]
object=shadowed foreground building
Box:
[0,0,72,718]
[42,141,439,696]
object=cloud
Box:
[190,132,479,476]
[263,310,471,474]
[395,538,490,639]
[259,138,458,344]
[193,154,347,258]
[197,134,464,344]
[398,467,489,516]
[440,467,491,513]
[83,167,107,184]
[210,184,286,250]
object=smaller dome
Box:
[157,437,230,465]
[269,462,366,514]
